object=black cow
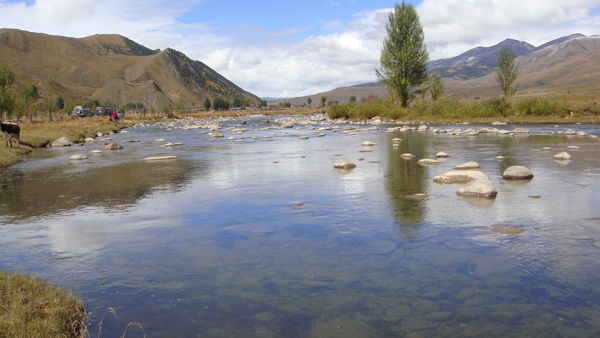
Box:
[1,122,20,148]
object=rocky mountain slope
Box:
[0,29,259,108]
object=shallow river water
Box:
[1,116,600,337]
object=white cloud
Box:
[1,0,599,98]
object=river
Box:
[1,115,599,336]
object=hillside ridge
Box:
[0,28,259,109]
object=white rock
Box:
[553,151,572,160]
[435,151,451,158]
[69,154,88,160]
[362,141,377,146]
[145,156,177,161]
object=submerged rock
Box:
[333,158,357,169]
[457,178,497,198]
[502,166,534,180]
[435,151,451,158]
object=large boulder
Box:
[457,178,498,198]
[334,158,357,169]
[502,166,534,180]
[433,170,490,184]
[52,137,73,147]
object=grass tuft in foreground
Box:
[0,270,86,337]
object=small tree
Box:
[320,96,326,108]
[18,85,38,121]
[307,97,312,106]
[203,97,212,111]
[429,73,445,101]
[0,64,15,120]
[349,96,357,103]
[495,47,519,99]
[56,97,64,111]
[43,96,58,121]
[376,1,429,107]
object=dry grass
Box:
[0,270,86,337]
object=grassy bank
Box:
[328,97,600,123]
[0,270,86,337]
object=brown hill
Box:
[0,29,259,108]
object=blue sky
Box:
[1,0,599,98]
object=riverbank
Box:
[0,270,86,337]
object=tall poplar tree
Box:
[376,1,429,107]
[495,47,519,99]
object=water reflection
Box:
[0,159,204,223]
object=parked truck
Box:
[95,106,112,116]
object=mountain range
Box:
[0,28,259,109]
[278,33,600,106]
[1,28,598,110]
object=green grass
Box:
[0,271,86,337]
[327,96,600,123]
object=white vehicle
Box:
[72,106,93,117]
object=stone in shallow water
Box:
[434,170,489,184]
[489,226,525,234]
[502,166,533,180]
[333,158,356,169]
[418,158,441,165]
[457,178,497,198]
[553,151,572,160]
[454,161,480,170]
[69,154,88,160]
[436,151,451,158]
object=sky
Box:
[1,0,599,98]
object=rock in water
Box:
[433,170,490,184]
[454,161,480,170]
[334,158,357,169]
[104,143,123,150]
[553,151,572,160]
[457,178,498,198]
[417,158,441,165]
[52,137,73,147]
[502,166,534,180]
[69,154,88,160]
